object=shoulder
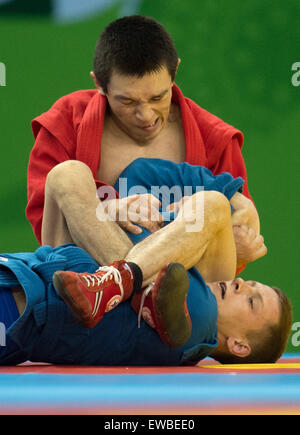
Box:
[187,97,241,142]
[175,85,244,167]
[31,89,100,139]
[49,89,98,115]
[174,84,242,140]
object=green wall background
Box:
[0,0,299,352]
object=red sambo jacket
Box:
[26,84,251,246]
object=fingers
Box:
[233,224,268,264]
[248,233,267,261]
[166,196,190,213]
[252,242,268,260]
[231,209,248,227]
[230,193,260,233]
[126,193,161,209]
[127,205,164,232]
[118,220,143,234]
[233,225,257,241]
[233,225,265,249]
[121,194,164,233]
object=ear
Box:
[175,58,181,77]
[90,71,106,95]
[227,336,251,358]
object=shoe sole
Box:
[152,263,191,348]
[53,272,96,328]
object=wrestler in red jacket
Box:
[26,16,254,273]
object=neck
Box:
[106,108,157,147]
[209,335,227,361]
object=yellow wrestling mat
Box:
[199,362,300,371]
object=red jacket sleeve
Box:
[209,136,253,275]
[26,127,73,244]
[209,136,253,203]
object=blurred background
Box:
[0,0,299,352]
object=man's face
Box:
[208,278,280,339]
[104,66,174,144]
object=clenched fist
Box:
[233,225,267,268]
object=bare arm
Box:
[230,192,267,267]
[230,192,260,234]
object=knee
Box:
[203,190,231,212]
[188,190,230,210]
[203,190,232,227]
[45,160,93,196]
[183,190,231,230]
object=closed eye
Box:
[151,89,169,101]
[121,99,134,106]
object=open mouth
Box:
[219,282,226,299]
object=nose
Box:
[233,277,244,292]
[233,278,254,297]
[135,104,154,123]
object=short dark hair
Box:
[214,286,293,364]
[93,15,179,93]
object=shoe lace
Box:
[82,265,124,299]
[137,282,154,328]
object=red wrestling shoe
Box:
[53,261,135,328]
[131,263,192,348]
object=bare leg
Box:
[42,160,133,265]
[125,191,237,285]
[43,164,235,284]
